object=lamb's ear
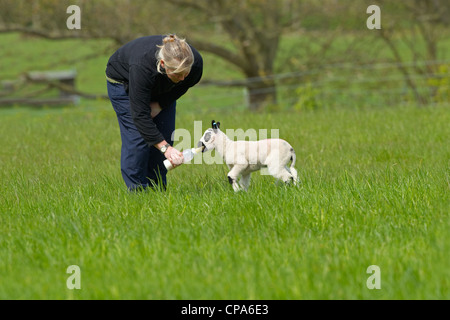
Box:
[211,120,218,129]
[216,122,220,129]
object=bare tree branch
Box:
[0,24,121,43]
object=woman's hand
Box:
[164,146,184,168]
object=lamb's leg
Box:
[281,168,296,185]
[227,165,246,192]
[287,166,299,185]
[267,164,294,185]
[239,173,251,191]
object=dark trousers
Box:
[107,81,176,191]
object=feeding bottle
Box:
[163,146,203,171]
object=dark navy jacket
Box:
[106,35,203,146]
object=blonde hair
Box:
[156,34,194,75]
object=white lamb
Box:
[198,120,299,191]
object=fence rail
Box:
[1,60,448,109]
[194,59,450,110]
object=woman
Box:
[106,34,203,191]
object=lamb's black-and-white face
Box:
[197,128,216,152]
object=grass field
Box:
[0,32,449,300]
[0,101,448,299]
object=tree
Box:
[378,0,449,104]
[1,0,379,110]
[169,0,287,111]
[0,0,313,111]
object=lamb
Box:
[197,120,299,191]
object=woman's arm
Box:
[150,102,162,118]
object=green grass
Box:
[0,31,449,300]
[0,102,449,299]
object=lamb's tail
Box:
[289,148,299,185]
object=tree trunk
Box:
[246,78,277,111]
